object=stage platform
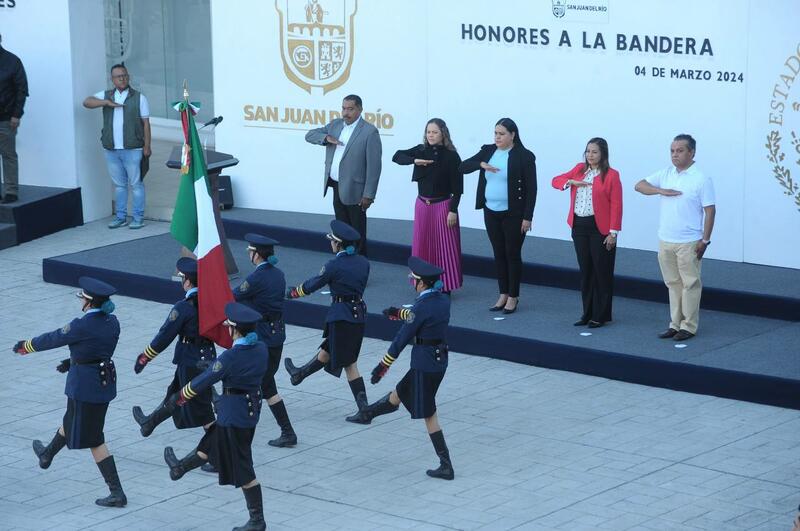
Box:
[43,220,800,410]
[221,209,800,322]
[0,184,83,249]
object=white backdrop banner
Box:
[211,0,800,269]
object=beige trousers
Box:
[657,240,702,334]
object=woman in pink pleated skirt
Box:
[392,118,463,293]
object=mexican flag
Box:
[171,98,233,348]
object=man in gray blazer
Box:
[305,94,382,255]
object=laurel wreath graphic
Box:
[766,130,800,211]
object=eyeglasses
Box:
[112,74,129,79]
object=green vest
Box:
[101,88,145,150]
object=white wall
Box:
[210,0,800,268]
[1,0,108,221]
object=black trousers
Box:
[483,207,526,297]
[329,178,368,256]
[572,215,616,322]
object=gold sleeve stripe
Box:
[296,285,306,297]
[144,345,159,359]
[183,382,197,399]
[25,340,35,353]
[382,353,396,366]
[398,309,411,320]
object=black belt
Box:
[418,196,449,205]
[333,296,363,304]
[415,338,445,346]
[72,358,110,366]
[222,388,258,396]
[261,312,283,323]
[180,336,213,347]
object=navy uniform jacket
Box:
[300,251,369,323]
[388,290,450,373]
[182,339,269,428]
[30,309,120,403]
[145,289,216,366]
[233,263,286,347]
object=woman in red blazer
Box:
[551,137,622,327]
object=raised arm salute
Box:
[305,94,382,255]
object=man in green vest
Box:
[83,64,151,229]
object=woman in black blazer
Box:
[460,118,537,314]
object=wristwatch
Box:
[702,239,711,245]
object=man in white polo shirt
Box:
[635,134,716,341]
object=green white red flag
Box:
[170,98,233,348]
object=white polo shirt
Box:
[329,117,360,182]
[645,164,715,243]
[94,89,150,150]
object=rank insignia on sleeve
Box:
[169,309,179,322]
[60,323,71,334]
[239,281,249,292]
[212,361,223,372]
[400,308,416,323]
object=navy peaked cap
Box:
[176,257,198,275]
[78,276,117,299]
[245,233,279,247]
[328,219,360,242]
[408,256,444,278]
[224,302,262,325]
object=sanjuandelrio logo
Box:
[275,0,358,94]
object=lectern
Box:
[166,147,239,276]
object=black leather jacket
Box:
[0,46,28,120]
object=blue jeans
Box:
[104,149,145,221]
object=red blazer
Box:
[551,163,622,235]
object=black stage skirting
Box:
[0,184,83,248]
[42,213,800,410]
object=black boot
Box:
[267,400,297,447]
[164,447,206,480]
[345,377,371,424]
[355,392,399,424]
[284,355,324,386]
[233,484,267,531]
[132,397,173,437]
[426,430,454,480]
[95,455,128,507]
[32,430,66,469]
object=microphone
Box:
[203,116,223,127]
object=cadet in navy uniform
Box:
[284,219,372,423]
[13,277,128,506]
[233,233,297,447]
[161,303,269,531]
[131,257,217,442]
[355,257,455,480]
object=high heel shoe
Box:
[502,298,519,314]
[489,297,508,312]
[573,318,589,326]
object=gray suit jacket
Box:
[305,118,382,205]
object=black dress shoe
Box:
[587,320,604,328]
[658,328,679,339]
[1,194,17,204]
[502,300,519,314]
[573,318,589,326]
[489,304,505,312]
[673,330,695,341]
